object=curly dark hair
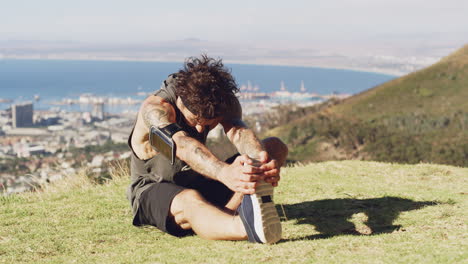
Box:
[175,54,239,120]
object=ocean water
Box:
[0,59,395,112]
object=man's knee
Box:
[262,137,288,165]
[263,137,288,152]
[170,189,205,228]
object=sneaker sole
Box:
[250,180,282,244]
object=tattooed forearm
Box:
[175,135,225,180]
[231,127,264,158]
[192,146,225,177]
[142,105,170,129]
[194,146,210,160]
[225,119,264,158]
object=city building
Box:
[92,102,105,120]
[12,102,33,128]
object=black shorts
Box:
[135,154,239,237]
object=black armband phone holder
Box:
[149,123,183,164]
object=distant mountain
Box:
[267,45,468,166]
[0,39,448,75]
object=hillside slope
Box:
[267,45,468,166]
[0,161,466,263]
[332,44,468,119]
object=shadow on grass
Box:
[276,196,439,242]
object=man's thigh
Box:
[137,181,192,237]
[137,154,239,237]
[137,178,234,237]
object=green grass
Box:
[1,161,467,263]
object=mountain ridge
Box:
[331,44,468,119]
[265,44,468,166]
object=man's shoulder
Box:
[154,73,179,104]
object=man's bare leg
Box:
[169,137,288,241]
[170,189,248,240]
[224,192,244,212]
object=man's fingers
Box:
[241,165,263,174]
[263,168,279,176]
[240,173,264,182]
[260,159,278,171]
[264,175,280,183]
[245,181,257,189]
[237,181,256,194]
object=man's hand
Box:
[258,151,281,187]
[223,120,282,188]
[217,155,264,194]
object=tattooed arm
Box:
[133,94,219,172]
[131,95,177,160]
[172,127,263,194]
[140,98,174,129]
[132,95,261,193]
[222,119,282,187]
[220,97,265,159]
[222,119,265,159]
[173,134,225,179]
[133,95,220,173]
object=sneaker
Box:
[238,180,282,244]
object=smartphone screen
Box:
[149,126,175,164]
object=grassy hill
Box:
[332,45,468,119]
[266,45,468,166]
[1,161,467,263]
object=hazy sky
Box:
[2,0,467,47]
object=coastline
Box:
[0,56,401,76]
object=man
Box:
[127,55,288,244]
